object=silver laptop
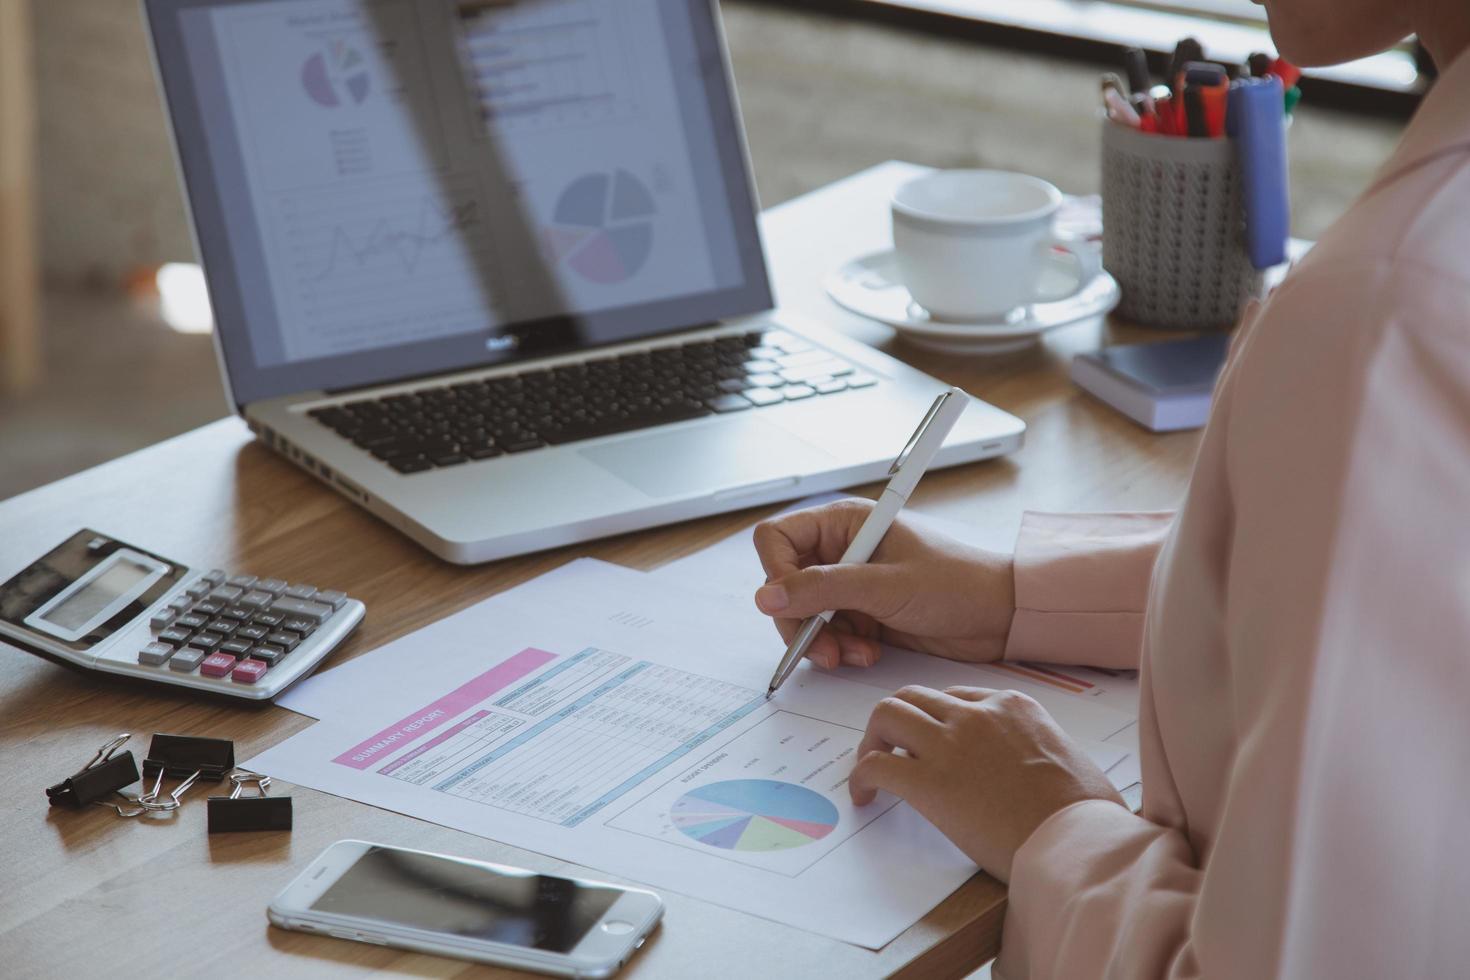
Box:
[145,0,1024,564]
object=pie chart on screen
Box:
[302,40,371,107]
[544,169,656,285]
[670,779,839,852]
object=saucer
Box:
[823,248,1120,354]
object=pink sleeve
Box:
[1003,512,1173,669]
[999,801,1203,978]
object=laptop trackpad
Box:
[579,417,836,499]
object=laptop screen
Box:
[147,0,772,407]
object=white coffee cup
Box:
[891,170,1101,322]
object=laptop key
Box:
[783,385,817,401]
[816,379,849,395]
[743,387,784,407]
[391,456,432,474]
[707,394,751,413]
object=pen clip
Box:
[888,391,951,476]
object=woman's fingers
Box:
[756,562,903,622]
[890,684,964,720]
[857,694,942,760]
[849,749,918,806]
[752,499,874,581]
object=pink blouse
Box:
[994,51,1470,979]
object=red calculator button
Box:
[200,653,237,678]
[231,658,269,684]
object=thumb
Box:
[756,564,900,620]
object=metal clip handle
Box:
[888,391,951,476]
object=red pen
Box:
[1269,58,1302,89]
[1154,93,1177,135]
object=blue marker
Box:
[1228,76,1290,269]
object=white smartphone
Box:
[268,840,663,978]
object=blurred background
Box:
[0,0,1415,500]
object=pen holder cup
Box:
[1101,120,1263,330]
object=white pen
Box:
[765,387,971,698]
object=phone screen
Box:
[312,847,621,952]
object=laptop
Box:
[144,0,1024,564]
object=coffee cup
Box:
[891,170,1101,322]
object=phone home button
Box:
[600,920,635,935]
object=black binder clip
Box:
[46,733,140,809]
[138,733,233,813]
[208,771,292,833]
[143,733,235,783]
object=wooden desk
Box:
[0,163,1198,977]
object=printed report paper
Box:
[254,560,992,948]
[261,559,1140,946]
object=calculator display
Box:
[42,558,156,631]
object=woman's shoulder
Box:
[1292,148,1470,304]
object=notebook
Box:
[1070,333,1230,432]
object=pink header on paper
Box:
[377,710,490,775]
[332,647,556,770]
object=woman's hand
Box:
[752,498,1014,668]
[849,685,1124,883]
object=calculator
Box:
[0,530,364,701]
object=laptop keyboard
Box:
[307,329,877,474]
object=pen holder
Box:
[1101,120,1263,330]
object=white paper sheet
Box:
[648,495,1143,778]
[253,560,983,949]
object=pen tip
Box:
[764,690,774,701]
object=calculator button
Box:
[202,569,227,586]
[249,644,286,666]
[231,659,269,684]
[158,627,192,647]
[281,617,317,636]
[240,590,275,609]
[200,653,237,677]
[185,581,210,599]
[209,585,245,604]
[139,642,175,666]
[187,632,224,652]
[220,638,254,657]
[225,605,254,621]
[256,578,288,596]
[168,647,208,672]
[251,611,284,629]
[227,574,258,589]
[192,599,225,618]
[207,618,241,635]
[315,590,348,610]
[167,598,191,615]
[149,610,176,632]
[284,584,318,601]
[236,624,269,642]
[175,613,208,631]
[266,631,301,652]
[271,596,334,624]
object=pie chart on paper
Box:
[670,779,839,852]
[544,170,657,285]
